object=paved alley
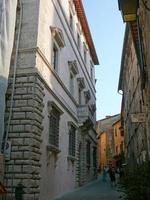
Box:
[52,176,124,200]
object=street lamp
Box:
[118,0,139,22]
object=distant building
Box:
[97,131,107,169]
[113,119,124,156]
[0,0,99,199]
[96,114,121,169]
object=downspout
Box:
[2,0,23,152]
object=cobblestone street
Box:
[52,176,124,200]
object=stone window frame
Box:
[67,121,77,161]
[84,90,91,104]
[77,77,85,105]
[69,0,75,32]
[50,26,65,73]
[76,22,82,47]
[47,101,63,154]
[68,60,79,96]
[69,10,74,33]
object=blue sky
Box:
[82,0,125,120]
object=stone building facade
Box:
[118,1,150,165]
[0,0,99,199]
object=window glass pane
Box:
[52,43,59,71]
[78,87,82,104]
[70,73,74,95]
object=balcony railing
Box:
[77,105,95,126]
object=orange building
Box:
[96,114,122,169]
[98,131,107,169]
[113,120,124,156]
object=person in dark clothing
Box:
[108,167,116,187]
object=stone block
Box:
[24,124,32,132]
[18,145,31,151]
[23,152,31,159]
[15,87,27,94]
[22,94,33,99]
[23,165,32,173]
[13,112,26,119]
[14,173,32,179]
[11,152,23,159]
[16,76,28,83]
[15,100,28,107]
[13,125,24,132]
[11,138,24,146]
[23,194,35,200]
[28,76,35,82]
[10,120,20,125]
[15,159,32,165]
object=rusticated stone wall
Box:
[4,72,44,200]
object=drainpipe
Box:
[2,0,23,153]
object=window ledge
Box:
[46,144,61,154]
[67,155,76,162]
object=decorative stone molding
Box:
[69,0,76,15]
[47,101,64,116]
[77,77,85,90]
[50,26,65,48]
[84,90,91,103]
[68,60,79,75]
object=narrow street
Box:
[52,176,124,200]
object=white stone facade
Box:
[2,0,99,199]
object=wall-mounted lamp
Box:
[118,0,147,90]
[118,0,139,22]
[118,0,150,22]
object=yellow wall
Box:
[113,120,124,156]
[98,132,107,169]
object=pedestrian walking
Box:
[108,167,116,187]
[102,166,107,182]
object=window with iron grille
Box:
[86,141,91,167]
[49,108,60,147]
[68,125,76,157]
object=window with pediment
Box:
[50,26,65,72]
[68,60,79,96]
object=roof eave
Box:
[73,0,99,65]
[118,24,129,91]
